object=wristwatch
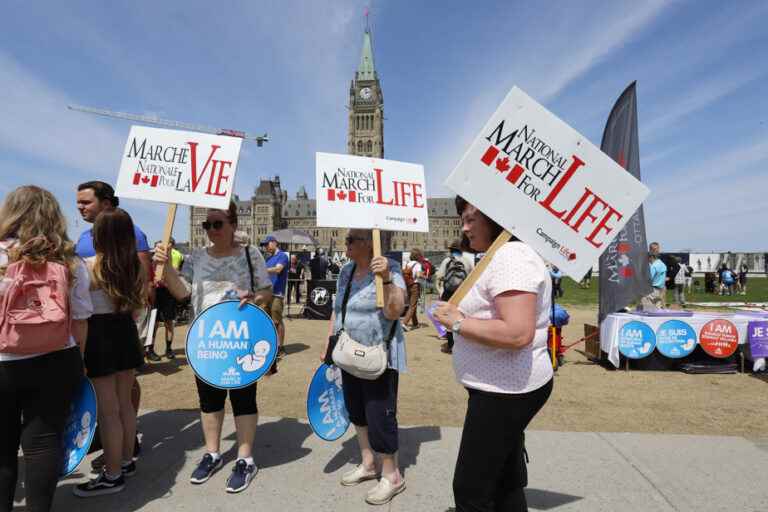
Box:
[451,317,464,336]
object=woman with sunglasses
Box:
[433,197,553,512]
[154,202,272,494]
[320,229,407,506]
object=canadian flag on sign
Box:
[132,172,159,187]
[327,189,357,202]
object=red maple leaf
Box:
[337,190,347,200]
[620,267,634,278]
[141,175,150,184]
[496,157,510,172]
[568,252,577,261]
[617,242,631,254]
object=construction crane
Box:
[67,104,269,146]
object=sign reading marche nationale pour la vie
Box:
[115,126,243,210]
[61,377,98,477]
[444,87,650,279]
[316,152,429,233]
[307,364,350,441]
[186,301,277,389]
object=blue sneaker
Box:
[225,459,257,493]
[189,453,223,484]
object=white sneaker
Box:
[365,476,406,505]
[340,464,378,486]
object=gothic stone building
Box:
[190,28,460,252]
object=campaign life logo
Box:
[480,120,625,259]
[618,320,655,359]
[655,319,697,358]
[320,166,425,209]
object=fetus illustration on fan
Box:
[325,365,343,389]
[638,342,652,355]
[74,411,92,448]
[682,338,695,351]
[236,340,272,372]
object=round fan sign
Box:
[699,319,739,358]
[306,364,349,441]
[618,320,655,359]
[655,320,697,358]
[61,377,97,477]
[186,301,278,389]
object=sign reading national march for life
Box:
[186,301,277,389]
[307,364,350,441]
[61,377,97,477]
[444,87,650,279]
[316,152,429,232]
[115,126,243,209]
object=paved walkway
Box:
[15,412,768,511]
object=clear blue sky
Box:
[1,0,766,251]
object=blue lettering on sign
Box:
[618,320,656,359]
[656,319,697,359]
[307,364,350,441]
[186,301,277,389]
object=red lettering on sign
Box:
[539,156,585,217]
[187,142,221,193]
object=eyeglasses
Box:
[202,220,225,231]
[345,235,366,245]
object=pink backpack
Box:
[0,257,71,354]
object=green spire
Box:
[356,29,376,81]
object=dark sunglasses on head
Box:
[202,220,225,231]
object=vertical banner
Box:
[599,82,651,323]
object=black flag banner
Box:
[598,82,651,323]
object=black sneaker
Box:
[165,346,176,359]
[121,461,136,477]
[225,459,257,493]
[189,454,223,484]
[73,472,125,497]
[146,349,161,362]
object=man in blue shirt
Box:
[262,235,289,357]
[642,241,667,310]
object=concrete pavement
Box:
[14,411,768,511]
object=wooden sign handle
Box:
[372,229,384,308]
[448,230,512,306]
[154,203,178,283]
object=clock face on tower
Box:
[359,87,372,100]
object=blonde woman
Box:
[0,186,93,512]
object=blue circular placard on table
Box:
[618,320,656,359]
[186,301,278,389]
[655,319,697,358]
[61,377,97,477]
[307,364,350,441]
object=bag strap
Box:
[244,246,255,293]
[341,263,398,348]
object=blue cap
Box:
[261,235,277,245]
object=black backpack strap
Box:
[244,246,255,293]
[340,264,356,328]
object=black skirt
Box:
[84,313,144,378]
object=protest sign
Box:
[61,377,97,477]
[186,301,277,389]
[699,319,739,358]
[444,86,650,280]
[316,152,429,305]
[655,319,697,358]
[618,320,655,359]
[306,364,350,441]
[748,321,768,359]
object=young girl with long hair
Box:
[74,208,145,497]
[0,186,92,512]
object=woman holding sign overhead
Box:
[154,201,272,494]
[433,197,553,512]
[320,229,407,506]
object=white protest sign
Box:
[444,86,650,279]
[115,126,243,209]
[316,152,429,232]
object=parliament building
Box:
[190,28,461,253]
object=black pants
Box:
[454,380,553,512]
[441,289,456,349]
[287,279,301,304]
[195,377,258,416]
[341,369,399,454]
[0,348,83,512]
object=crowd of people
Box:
[0,182,553,511]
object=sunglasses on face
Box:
[345,235,366,245]
[202,220,225,231]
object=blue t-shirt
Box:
[75,224,150,258]
[266,250,289,296]
[649,259,667,288]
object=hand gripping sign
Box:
[61,377,98,477]
[316,152,429,306]
[115,126,243,280]
[444,86,650,302]
[307,363,350,441]
[186,301,277,389]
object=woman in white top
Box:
[433,197,553,512]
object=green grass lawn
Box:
[555,275,768,307]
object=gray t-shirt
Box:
[180,245,271,316]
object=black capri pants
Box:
[195,377,258,416]
[453,379,553,512]
[341,369,399,454]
